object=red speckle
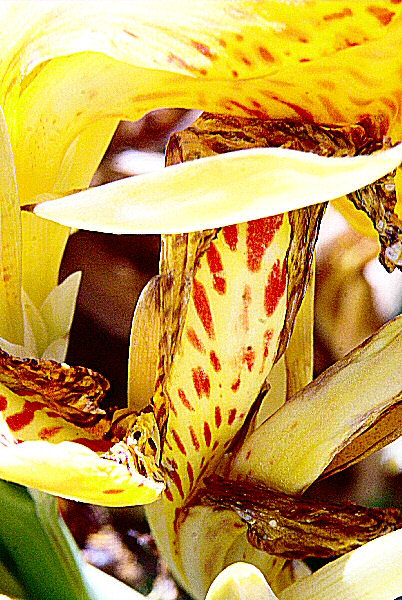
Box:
[367,5,395,25]
[193,279,215,339]
[215,406,222,428]
[323,8,353,21]
[299,58,310,63]
[242,346,256,372]
[103,489,124,494]
[228,408,237,425]
[174,507,184,534]
[223,224,238,251]
[246,450,252,460]
[165,488,174,502]
[192,367,211,398]
[189,426,200,451]
[232,70,239,78]
[231,378,241,393]
[172,429,187,456]
[6,401,45,432]
[242,56,252,66]
[219,38,227,47]
[168,52,207,75]
[46,411,61,419]
[187,327,205,353]
[212,440,219,452]
[263,329,273,359]
[209,350,222,372]
[236,34,244,42]
[229,100,268,120]
[258,46,275,62]
[206,242,226,295]
[157,402,168,424]
[73,438,113,452]
[187,461,194,488]
[246,215,283,272]
[169,398,178,418]
[178,389,194,412]
[38,426,63,440]
[265,259,287,317]
[252,100,262,108]
[191,40,216,60]
[234,522,243,529]
[170,471,184,499]
[0,395,8,411]
[273,98,315,122]
[204,421,212,447]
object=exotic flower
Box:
[0,2,401,600]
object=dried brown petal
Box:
[0,347,108,426]
[347,165,401,272]
[201,477,401,560]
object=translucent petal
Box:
[34,144,402,234]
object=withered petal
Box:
[0,347,109,426]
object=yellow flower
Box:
[0,2,401,600]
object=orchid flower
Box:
[0,2,401,600]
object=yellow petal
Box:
[231,315,402,493]
[0,437,163,507]
[20,212,70,309]
[279,530,402,600]
[0,107,23,344]
[206,562,279,600]
[2,2,401,202]
[34,144,402,234]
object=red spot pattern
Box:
[187,461,194,489]
[229,100,268,120]
[168,398,178,418]
[103,489,124,494]
[6,401,45,432]
[46,411,61,419]
[0,395,7,411]
[172,429,187,456]
[212,440,219,452]
[187,327,205,353]
[223,225,238,251]
[367,5,395,25]
[242,346,256,372]
[193,279,215,339]
[178,389,195,412]
[258,46,275,62]
[246,450,252,460]
[231,378,241,392]
[206,242,226,295]
[246,215,283,272]
[209,350,222,372]
[73,438,113,452]
[264,260,287,317]
[165,488,174,502]
[191,40,216,60]
[215,406,222,428]
[38,426,63,440]
[228,408,237,425]
[203,421,212,447]
[323,7,353,21]
[192,367,211,398]
[189,426,200,451]
[263,329,274,359]
[170,471,184,499]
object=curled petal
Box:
[0,438,163,507]
[34,144,402,234]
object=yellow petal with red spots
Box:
[1,1,401,204]
[34,144,402,234]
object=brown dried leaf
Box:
[202,477,401,560]
[320,400,402,480]
[0,347,109,426]
[347,165,401,272]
